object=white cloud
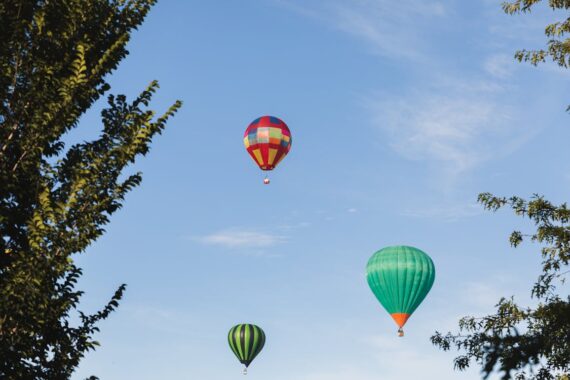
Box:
[363,66,542,181]
[484,53,516,78]
[331,4,421,60]
[294,331,481,380]
[276,0,447,61]
[463,281,507,310]
[366,88,515,175]
[124,305,201,337]
[192,228,286,248]
[278,221,311,230]
[277,0,540,182]
[402,201,482,221]
[461,274,535,311]
[365,335,479,380]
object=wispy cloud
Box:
[401,201,482,221]
[124,305,201,337]
[297,331,480,380]
[277,221,311,230]
[363,69,540,181]
[484,53,516,79]
[363,334,475,380]
[365,85,516,176]
[192,228,286,248]
[278,0,542,183]
[276,0,447,61]
[296,370,382,380]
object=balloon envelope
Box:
[366,245,435,330]
[228,324,266,368]
[243,116,292,171]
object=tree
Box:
[502,0,570,71]
[0,1,181,378]
[431,2,570,379]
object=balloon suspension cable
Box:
[398,328,404,337]
[243,367,248,375]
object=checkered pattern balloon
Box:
[243,116,292,171]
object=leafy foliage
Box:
[502,1,570,68]
[432,195,570,380]
[431,3,570,379]
[0,0,181,378]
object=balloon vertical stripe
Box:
[244,324,251,359]
[228,324,266,369]
[246,325,255,356]
[228,326,235,355]
[239,325,247,360]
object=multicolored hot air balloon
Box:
[228,324,266,374]
[243,116,292,184]
[366,245,435,337]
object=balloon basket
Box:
[398,328,404,337]
[243,367,248,375]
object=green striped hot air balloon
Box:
[366,245,435,337]
[228,324,266,374]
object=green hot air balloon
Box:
[366,245,435,337]
[228,324,266,374]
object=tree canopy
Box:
[431,2,570,379]
[0,0,181,378]
[502,0,570,69]
[432,195,570,380]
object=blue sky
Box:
[71,1,569,379]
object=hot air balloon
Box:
[243,116,292,184]
[366,245,435,337]
[228,323,266,374]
